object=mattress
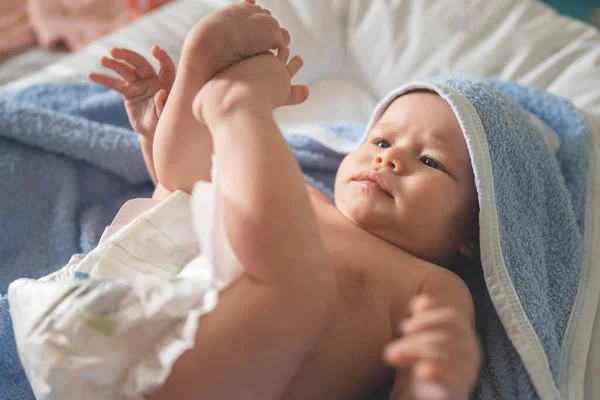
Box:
[3,0,599,398]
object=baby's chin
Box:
[336,199,458,265]
[335,198,391,232]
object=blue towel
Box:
[1,79,598,400]
[341,77,596,400]
[0,83,154,294]
[0,83,154,400]
[286,77,597,399]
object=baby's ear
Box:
[458,224,480,260]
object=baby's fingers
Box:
[401,307,467,335]
[154,89,168,118]
[413,361,466,400]
[384,332,453,366]
[100,56,138,83]
[109,47,156,79]
[152,45,176,91]
[411,294,439,314]
[88,72,126,93]
[270,28,290,50]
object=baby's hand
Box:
[385,295,481,400]
[193,47,308,124]
[88,45,176,140]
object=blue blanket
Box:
[0,83,155,400]
[1,79,598,400]
[285,77,597,399]
[350,77,596,400]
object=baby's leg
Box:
[153,1,290,193]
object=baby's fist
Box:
[385,295,481,400]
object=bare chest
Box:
[280,190,427,399]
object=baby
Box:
[89,1,482,399]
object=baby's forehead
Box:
[370,94,464,140]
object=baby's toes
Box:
[286,85,310,106]
[286,55,304,77]
[258,6,272,16]
[277,47,290,63]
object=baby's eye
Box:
[375,139,391,148]
[421,157,443,171]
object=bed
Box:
[2,0,599,398]
[0,48,67,87]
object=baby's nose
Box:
[373,149,403,173]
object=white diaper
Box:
[7,173,244,400]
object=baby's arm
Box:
[197,51,318,284]
[89,46,175,184]
[146,53,336,400]
[386,275,481,400]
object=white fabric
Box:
[0,47,67,87]
[4,0,600,398]
[8,178,243,400]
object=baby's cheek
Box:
[335,156,355,181]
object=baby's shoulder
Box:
[421,265,475,322]
[385,254,474,324]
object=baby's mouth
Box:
[352,172,394,198]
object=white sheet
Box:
[4,0,599,398]
[0,47,66,87]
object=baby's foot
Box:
[180,0,290,81]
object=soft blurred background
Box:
[0,0,598,62]
[0,0,175,56]
[543,0,600,26]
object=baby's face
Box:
[334,90,478,266]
